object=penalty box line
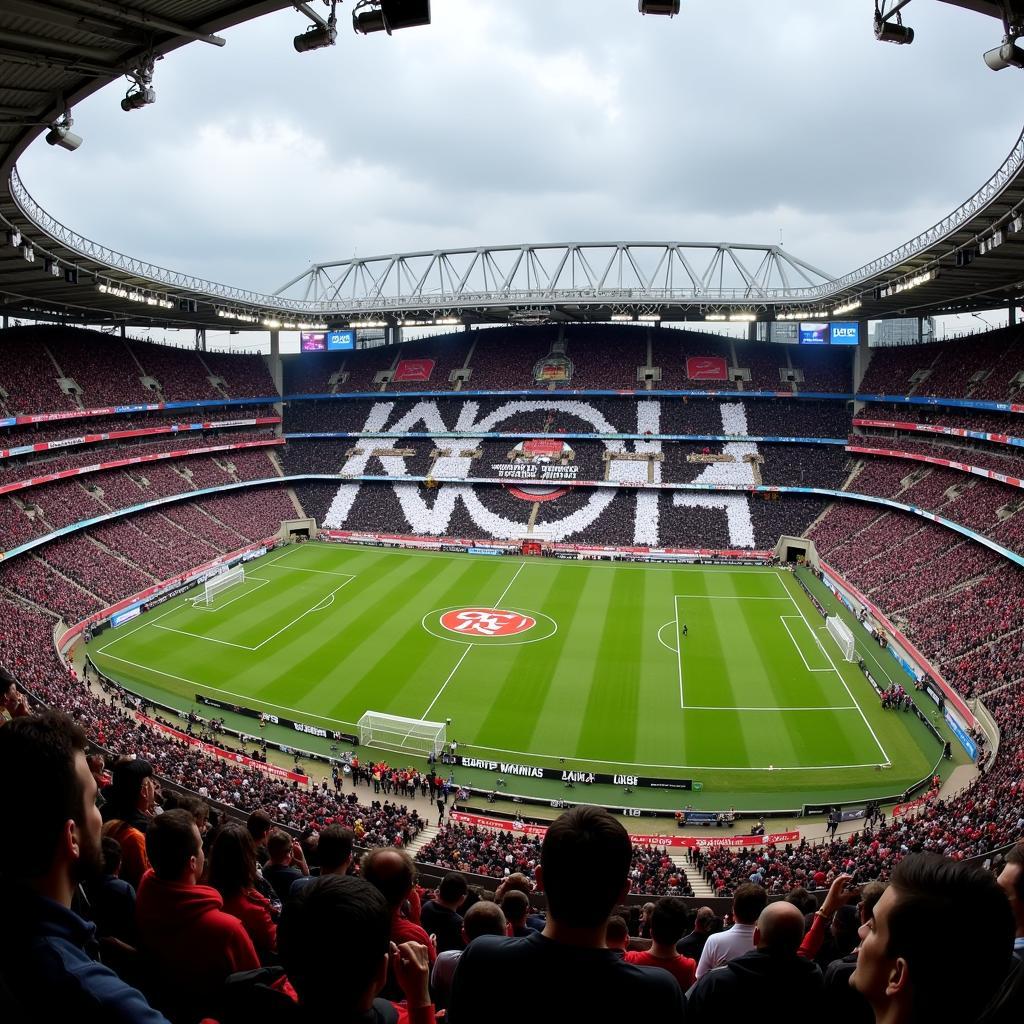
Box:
[776,571,891,767]
[779,615,832,672]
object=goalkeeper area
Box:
[88,542,957,810]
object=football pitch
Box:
[90,542,952,810]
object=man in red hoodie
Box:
[136,809,260,1019]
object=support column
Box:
[852,318,870,399]
[195,328,207,351]
[748,321,757,343]
[119,324,126,339]
[267,330,283,417]
[1010,302,1018,327]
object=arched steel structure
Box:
[0,0,1021,330]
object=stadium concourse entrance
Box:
[280,516,317,541]
[776,534,819,568]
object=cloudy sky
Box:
[16,0,1020,343]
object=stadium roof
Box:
[0,1,1022,332]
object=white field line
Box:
[460,739,884,772]
[780,615,832,672]
[190,577,270,613]
[776,572,891,766]
[671,594,793,600]
[417,561,528,722]
[685,705,858,711]
[262,563,355,577]
[156,576,354,651]
[420,645,472,721]
[673,595,686,709]
[90,652,361,728]
[95,606,178,652]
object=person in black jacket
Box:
[687,901,823,1021]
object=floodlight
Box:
[638,1,680,15]
[353,0,431,35]
[983,38,1024,71]
[295,21,337,52]
[874,13,913,45]
[45,122,82,151]
[121,86,155,112]
[6,228,21,248]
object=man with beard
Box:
[0,711,169,1023]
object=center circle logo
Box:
[423,605,558,646]
[440,607,536,637]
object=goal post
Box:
[826,615,857,662]
[193,566,245,606]
[358,711,447,758]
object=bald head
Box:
[360,847,415,910]
[754,901,806,954]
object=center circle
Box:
[423,606,558,646]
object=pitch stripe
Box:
[775,571,892,766]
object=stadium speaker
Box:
[638,1,681,14]
[983,39,1024,71]
[955,248,977,268]
[64,266,79,285]
[178,298,198,314]
[353,0,430,35]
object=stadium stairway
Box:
[405,823,440,858]
[675,855,715,899]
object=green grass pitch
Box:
[90,542,955,811]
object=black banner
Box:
[455,755,692,790]
[195,694,359,745]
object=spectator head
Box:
[536,806,631,929]
[732,882,768,925]
[851,854,1015,1024]
[858,880,887,925]
[693,906,715,933]
[785,886,817,916]
[832,904,861,957]
[605,915,630,951]
[146,809,204,884]
[438,871,469,909]
[753,901,805,954]
[0,712,103,891]
[500,890,529,929]
[101,836,122,877]
[495,872,532,899]
[207,822,258,898]
[278,875,391,1014]
[108,757,155,817]
[316,825,354,875]
[246,810,272,846]
[651,897,689,947]
[641,902,656,926]
[996,843,1024,938]
[361,847,416,911]
[266,829,294,866]
[462,901,506,943]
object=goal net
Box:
[826,615,856,662]
[358,711,447,758]
[193,566,245,607]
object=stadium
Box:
[1,2,1023,1022]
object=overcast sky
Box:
[16,0,1021,346]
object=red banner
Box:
[448,811,798,849]
[686,356,729,381]
[523,439,566,456]
[0,437,284,496]
[393,359,435,382]
[846,445,1023,489]
[0,417,280,461]
[135,712,308,783]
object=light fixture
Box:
[399,318,431,327]
[874,8,913,45]
[262,318,282,329]
[349,318,388,328]
[832,300,862,316]
[295,2,339,52]
[979,231,1004,255]
[20,244,35,263]
[434,316,461,325]
[352,0,431,36]
[610,313,634,322]
[879,269,937,298]
[704,313,727,321]
[6,228,21,248]
[45,117,82,151]
[44,258,61,278]
[121,59,156,112]
[728,312,756,322]
[638,1,680,15]
[983,37,1024,71]
[637,313,662,322]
